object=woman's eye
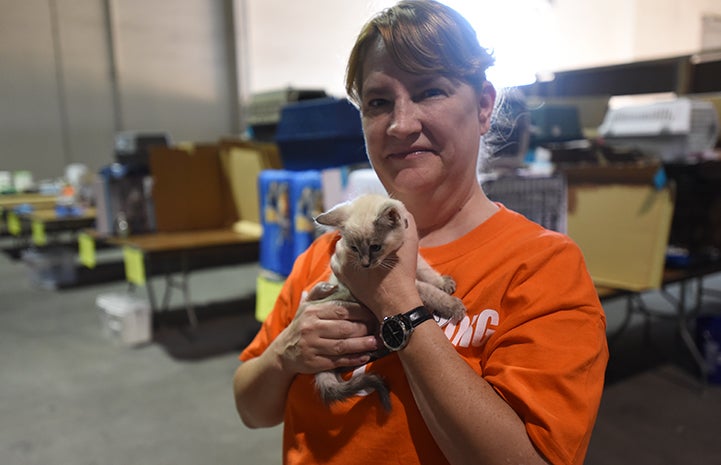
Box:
[366,98,388,109]
[420,88,444,99]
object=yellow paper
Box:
[7,212,21,236]
[78,232,96,269]
[31,220,47,246]
[123,246,146,285]
[255,275,285,322]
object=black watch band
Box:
[380,306,433,352]
[405,305,433,328]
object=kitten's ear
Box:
[315,203,349,228]
[380,203,402,227]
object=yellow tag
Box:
[78,232,96,269]
[31,220,47,246]
[7,212,21,236]
[255,275,285,322]
[123,246,146,285]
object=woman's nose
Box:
[387,100,421,138]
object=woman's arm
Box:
[398,322,550,465]
[233,285,379,428]
[332,213,550,465]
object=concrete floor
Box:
[1,240,720,465]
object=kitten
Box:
[310,193,466,410]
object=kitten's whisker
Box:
[380,256,399,270]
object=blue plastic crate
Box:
[275,97,367,171]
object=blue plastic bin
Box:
[258,170,323,276]
[697,315,721,384]
[275,97,367,171]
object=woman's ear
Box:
[478,81,496,133]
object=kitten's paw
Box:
[440,275,456,294]
[446,297,466,323]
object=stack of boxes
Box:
[255,97,371,321]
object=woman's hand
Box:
[331,206,424,320]
[233,282,378,429]
[275,282,380,375]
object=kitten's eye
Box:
[350,246,359,253]
[369,244,381,253]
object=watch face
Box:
[381,317,409,351]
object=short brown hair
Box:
[345,0,495,105]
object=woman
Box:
[233,2,608,464]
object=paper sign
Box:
[78,232,96,269]
[255,275,285,322]
[7,212,21,236]
[31,220,47,246]
[123,246,146,285]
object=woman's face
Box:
[358,40,494,199]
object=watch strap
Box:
[405,305,433,328]
[379,306,434,352]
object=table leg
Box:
[179,253,198,328]
[676,280,709,387]
[144,254,159,313]
[157,253,198,329]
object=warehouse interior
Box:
[2,1,721,464]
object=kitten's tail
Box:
[315,371,391,411]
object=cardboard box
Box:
[565,164,675,291]
[149,145,235,232]
[219,139,282,225]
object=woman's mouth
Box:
[388,148,435,159]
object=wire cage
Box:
[482,173,567,233]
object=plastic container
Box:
[258,170,294,276]
[258,169,323,276]
[697,315,721,384]
[22,247,77,290]
[96,292,152,347]
[275,97,367,170]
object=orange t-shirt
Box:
[241,204,608,465]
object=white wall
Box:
[0,0,112,179]
[112,0,237,142]
[0,0,238,180]
[245,0,721,93]
[245,0,395,97]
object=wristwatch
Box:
[380,306,433,351]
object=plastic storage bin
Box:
[275,97,367,171]
[258,170,323,276]
[697,315,721,384]
[96,292,151,347]
[22,246,77,290]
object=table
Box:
[0,193,58,210]
[0,193,58,235]
[6,207,96,246]
[598,260,721,387]
[101,228,260,328]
